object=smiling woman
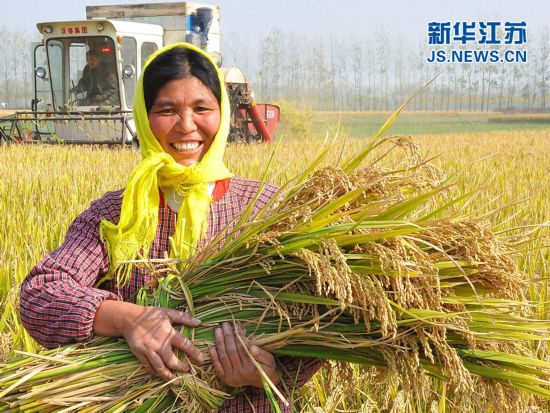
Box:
[148,77,221,166]
[144,47,222,166]
[19,42,321,412]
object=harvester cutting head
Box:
[221,67,279,143]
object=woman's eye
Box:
[158,108,175,114]
[195,106,210,113]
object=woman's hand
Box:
[209,322,280,388]
[94,301,203,381]
[123,306,204,381]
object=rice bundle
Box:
[1,120,548,412]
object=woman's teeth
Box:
[172,142,201,152]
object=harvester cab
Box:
[0,2,279,145]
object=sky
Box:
[2,0,549,47]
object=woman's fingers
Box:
[121,306,205,382]
[171,330,204,364]
[209,345,225,380]
[134,352,155,376]
[147,351,175,381]
[235,323,263,363]
[235,323,248,346]
[215,325,231,371]
[135,336,197,381]
[158,344,189,373]
[165,308,201,327]
[235,323,257,361]
[210,322,280,388]
[223,322,246,367]
[250,344,275,368]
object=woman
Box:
[20,43,319,411]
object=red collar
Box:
[159,178,230,208]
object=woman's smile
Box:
[171,141,202,152]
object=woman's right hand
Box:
[93,300,203,381]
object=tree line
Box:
[225,28,550,112]
[1,24,549,112]
[0,26,36,109]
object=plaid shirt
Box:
[20,177,320,412]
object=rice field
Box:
[298,111,550,138]
[0,127,548,411]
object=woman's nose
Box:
[175,111,196,133]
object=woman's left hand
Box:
[209,322,280,388]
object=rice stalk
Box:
[0,132,548,412]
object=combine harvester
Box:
[0,2,279,145]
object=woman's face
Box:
[148,76,220,166]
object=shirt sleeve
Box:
[219,357,323,412]
[102,71,119,101]
[19,201,120,349]
[73,66,90,93]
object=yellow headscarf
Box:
[99,42,233,286]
